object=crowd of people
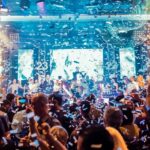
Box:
[0,74,150,150]
[0,73,148,98]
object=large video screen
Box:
[18,49,33,80]
[50,49,103,80]
[120,48,136,78]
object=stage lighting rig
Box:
[36,0,45,15]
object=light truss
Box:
[0,14,150,22]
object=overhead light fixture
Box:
[36,0,45,15]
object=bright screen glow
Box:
[18,49,33,80]
[120,48,136,78]
[50,49,103,80]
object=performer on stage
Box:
[72,67,85,80]
[109,78,119,97]
[110,78,119,92]
[70,74,84,99]
[97,81,104,98]
[88,77,95,93]
[103,83,111,97]
[8,79,22,94]
[38,76,46,93]
[45,74,54,94]
[126,76,139,94]
[137,75,145,89]
[0,75,8,98]
[28,78,38,94]
[53,76,63,92]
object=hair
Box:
[80,100,91,116]
[146,95,150,107]
[6,93,15,103]
[32,93,48,106]
[146,84,150,106]
[120,106,133,125]
[48,92,63,106]
[50,126,69,146]
[78,126,114,150]
[106,127,128,150]
[86,94,96,103]
[137,75,144,87]
[31,93,48,116]
[2,100,11,106]
[104,107,123,129]
[69,103,79,113]
[0,118,5,138]
[115,91,124,102]
[0,111,9,138]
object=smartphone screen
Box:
[19,98,27,104]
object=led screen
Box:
[50,49,103,80]
[120,48,136,78]
[18,49,33,80]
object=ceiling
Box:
[1,0,148,16]
[0,0,148,50]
